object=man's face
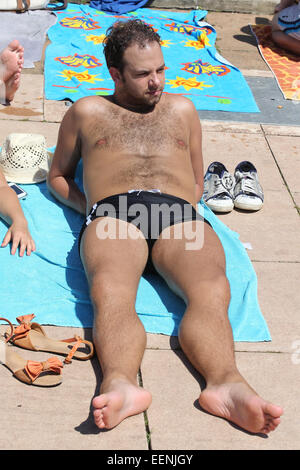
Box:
[118,41,165,107]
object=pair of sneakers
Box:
[203,161,264,213]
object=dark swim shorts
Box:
[79,190,211,273]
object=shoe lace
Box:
[221,173,235,191]
[239,174,259,194]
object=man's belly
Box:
[82,152,198,212]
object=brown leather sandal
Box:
[4,314,94,364]
[1,318,63,387]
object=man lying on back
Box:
[47,19,283,433]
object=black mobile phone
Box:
[8,182,28,199]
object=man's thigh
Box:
[151,220,227,302]
[80,216,149,291]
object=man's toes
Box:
[265,402,283,419]
[93,394,108,410]
[94,408,106,429]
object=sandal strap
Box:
[62,335,94,364]
[0,317,14,343]
[5,314,35,343]
[25,356,63,382]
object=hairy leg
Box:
[152,221,283,434]
[81,217,152,429]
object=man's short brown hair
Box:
[103,19,161,72]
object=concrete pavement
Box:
[0,7,299,452]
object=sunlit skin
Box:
[0,170,35,256]
[0,39,24,103]
[48,39,283,434]
[0,41,35,255]
[109,42,165,111]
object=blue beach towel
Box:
[44,3,259,113]
[0,159,270,342]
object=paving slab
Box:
[241,69,273,77]
[264,134,300,209]
[249,262,300,353]
[202,129,300,262]
[44,99,69,123]
[142,349,299,450]
[205,11,272,71]
[262,125,300,137]
[146,261,300,354]
[0,120,60,149]
[202,120,262,134]
[217,191,299,261]
[0,326,148,450]
[0,74,44,122]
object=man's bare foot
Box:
[199,381,283,434]
[5,72,22,103]
[0,40,24,103]
[92,377,152,429]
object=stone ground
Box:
[0,6,299,453]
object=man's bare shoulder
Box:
[68,95,112,120]
[163,93,197,117]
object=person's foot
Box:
[92,377,152,429]
[4,71,22,103]
[0,40,24,103]
[199,381,283,434]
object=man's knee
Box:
[188,270,230,306]
[89,271,137,309]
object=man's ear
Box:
[109,67,122,84]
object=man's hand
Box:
[1,219,36,256]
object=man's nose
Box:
[149,74,160,88]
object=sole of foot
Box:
[93,380,152,429]
[0,40,24,103]
[199,382,283,435]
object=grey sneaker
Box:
[203,162,235,213]
[233,161,264,211]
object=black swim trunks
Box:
[79,190,211,273]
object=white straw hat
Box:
[0,133,51,184]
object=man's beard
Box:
[121,76,164,108]
[144,89,163,105]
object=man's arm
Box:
[188,101,204,203]
[47,101,87,215]
[0,170,35,256]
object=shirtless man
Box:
[47,19,283,434]
[0,40,24,104]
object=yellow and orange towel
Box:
[251,24,300,100]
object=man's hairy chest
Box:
[85,103,189,156]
